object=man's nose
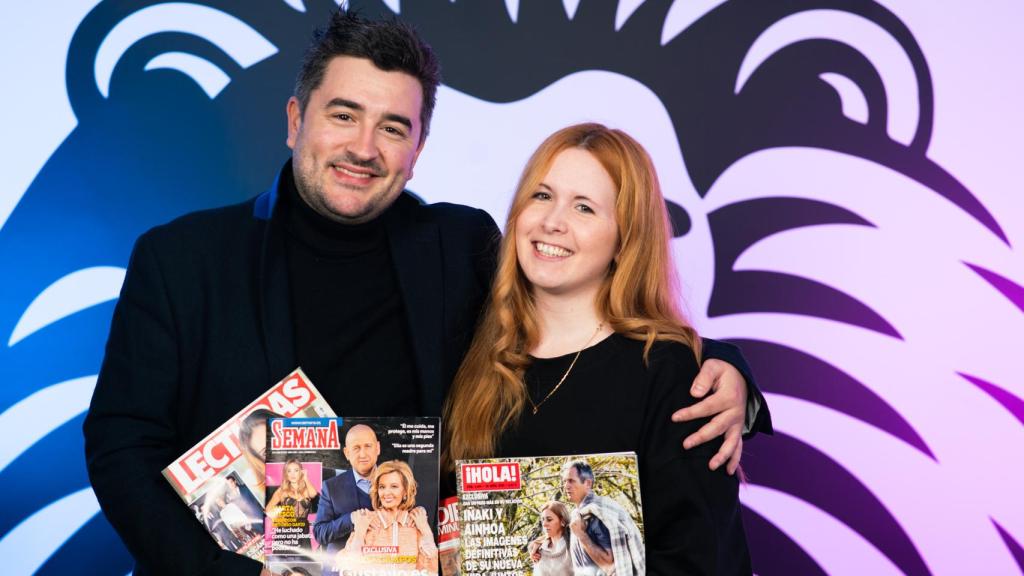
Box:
[347,124,379,160]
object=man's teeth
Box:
[535,242,572,257]
[334,165,372,179]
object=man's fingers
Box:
[714,372,744,408]
[708,424,741,470]
[682,414,726,450]
[690,359,724,398]
[672,390,729,422]
[726,436,743,476]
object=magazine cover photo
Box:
[456,453,644,576]
[265,416,441,576]
[161,368,335,562]
[189,470,265,558]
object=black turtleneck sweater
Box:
[279,169,419,415]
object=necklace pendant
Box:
[527,322,603,419]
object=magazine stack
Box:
[162,368,335,562]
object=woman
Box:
[444,123,751,574]
[336,460,438,573]
[527,501,573,576]
[265,459,319,520]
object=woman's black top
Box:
[497,333,752,575]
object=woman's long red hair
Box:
[443,123,700,471]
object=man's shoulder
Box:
[416,200,486,218]
[323,470,356,487]
[585,493,629,521]
[143,197,261,242]
[136,196,263,255]
[581,499,613,542]
[397,194,498,231]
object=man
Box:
[562,461,644,576]
[313,424,380,573]
[240,409,279,497]
[84,10,769,576]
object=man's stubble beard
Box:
[291,154,397,226]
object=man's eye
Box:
[334,113,352,121]
[383,126,406,137]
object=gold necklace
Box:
[528,323,604,415]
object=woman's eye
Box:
[576,204,594,214]
[532,191,551,200]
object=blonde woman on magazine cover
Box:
[336,460,438,573]
[266,459,319,520]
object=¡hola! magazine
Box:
[455,453,645,576]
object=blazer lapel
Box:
[386,195,445,415]
[254,176,297,383]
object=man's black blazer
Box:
[313,470,371,566]
[83,172,499,576]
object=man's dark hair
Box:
[565,460,595,485]
[295,9,441,142]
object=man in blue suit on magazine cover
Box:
[313,424,380,574]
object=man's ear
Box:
[286,97,302,149]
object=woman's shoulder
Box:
[648,338,700,370]
[609,333,700,374]
[635,338,702,409]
